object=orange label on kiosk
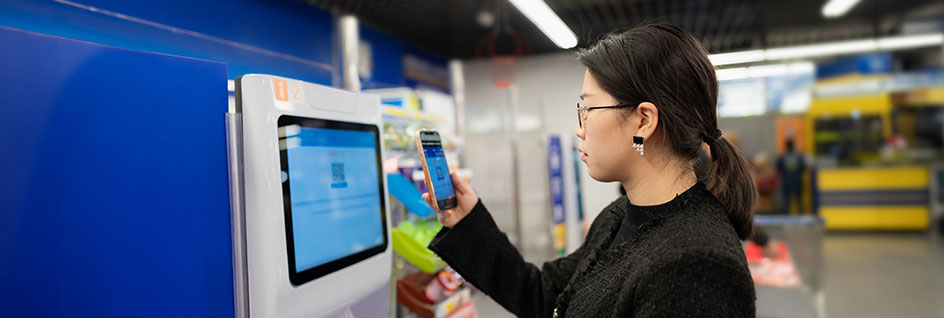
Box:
[273,78,289,101]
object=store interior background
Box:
[2,0,944,317]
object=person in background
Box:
[753,152,779,214]
[777,139,806,214]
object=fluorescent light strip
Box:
[507,0,577,49]
[709,32,944,66]
[878,33,944,50]
[788,62,816,74]
[716,62,816,81]
[822,0,862,18]
[765,38,876,60]
[708,50,765,66]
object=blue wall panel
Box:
[0,0,336,85]
[0,27,234,317]
[360,24,450,93]
[360,24,405,89]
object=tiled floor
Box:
[821,231,944,318]
[470,228,944,318]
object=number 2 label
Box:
[274,78,304,103]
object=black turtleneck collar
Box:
[609,182,709,249]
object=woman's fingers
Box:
[438,212,449,225]
[450,171,471,195]
[449,172,464,195]
[422,192,435,207]
[424,192,451,215]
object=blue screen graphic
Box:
[284,127,385,272]
[423,143,455,203]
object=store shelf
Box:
[383,106,447,123]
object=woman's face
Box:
[576,71,639,183]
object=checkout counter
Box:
[806,83,943,230]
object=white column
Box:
[338,15,360,91]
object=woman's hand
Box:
[422,171,478,228]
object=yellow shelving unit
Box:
[807,90,930,230]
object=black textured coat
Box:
[428,182,756,317]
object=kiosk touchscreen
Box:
[278,116,386,285]
[232,75,391,318]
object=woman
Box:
[425,23,756,317]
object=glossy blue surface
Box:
[0,27,234,317]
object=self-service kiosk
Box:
[230,75,392,317]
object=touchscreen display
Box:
[278,116,387,285]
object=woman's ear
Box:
[633,102,659,140]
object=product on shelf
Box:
[392,219,445,274]
[398,219,441,245]
[387,173,435,218]
[397,269,476,318]
[423,266,464,303]
[744,241,801,288]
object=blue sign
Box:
[548,136,565,224]
[548,136,566,255]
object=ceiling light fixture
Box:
[709,50,765,66]
[877,33,944,50]
[764,38,877,60]
[716,62,816,81]
[822,0,863,18]
[709,32,944,66]
[507,0,577,49]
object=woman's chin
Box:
[586,168,617,183]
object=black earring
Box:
[633,136,644,156]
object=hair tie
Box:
[703,129,723,144]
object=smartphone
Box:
[415,129,457,211]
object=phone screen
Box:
[420,132,456,208]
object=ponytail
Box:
[706,135,756,240]
[577,23,757,239]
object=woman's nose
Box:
[575,126,585,139]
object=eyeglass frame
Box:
[576,101,639,128]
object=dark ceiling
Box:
[304,0,943,59]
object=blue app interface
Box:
[283,126,384,272]
[423,141,455,204]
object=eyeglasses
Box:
[576,102,637,128]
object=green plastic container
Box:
[392,220,445,274]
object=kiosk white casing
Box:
[230,74,391,318]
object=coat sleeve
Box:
[631,248,756,318]
[428,199,603,318]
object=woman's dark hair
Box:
[576,23,757,239]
